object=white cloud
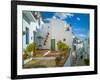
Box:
[77,17,80,21]
[77,34,86,38]
[54,13,74,20]
[44,18,51,21]
[74,28,81,31]
[52,16,57,19]
[43,13,74,21]
[74,28,86,32]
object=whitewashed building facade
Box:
[37,18,73,51]
[22,11,44,51]
[22,12,73,52]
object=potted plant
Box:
[56,41,70,66]
[22,31,26,35]
[26,42,37,57]
[23,49,30,60]
[55,56,62,66]
[57,41,69,56]
[84,58,89,65]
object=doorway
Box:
[51,39,55,51]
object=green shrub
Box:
[84,58,89,65]
[23,53,28,60]
[26,42,37,53]
[57,41,69,52]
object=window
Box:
[65,26,70,31]
[26,27,29,44]
[63,38,66,41]
[66,27,70,31]
[44,42,46,45]
[31,36,33,40]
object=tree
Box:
[57,41,69,53]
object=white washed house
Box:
[50,18,73,50]
[23,12,73,51]
[83,34,90,59]
[22,11,44,51]
[38,18,73,51]
[22,12,73,66]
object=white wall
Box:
[64,50,72,66]
[41,23,51,49]
[23,18,38,50]
[0,0,99,80]
[23,12,43,50]
[23,19,30,49]
[50,19,73,49]
[41,19,73,50]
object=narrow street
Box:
[71,49,86,66]
[73,57,85,66]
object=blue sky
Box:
[41,12,90,40]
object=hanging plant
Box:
[66,27,70,31]
[47,32,50,35]
[23,31,26,35]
